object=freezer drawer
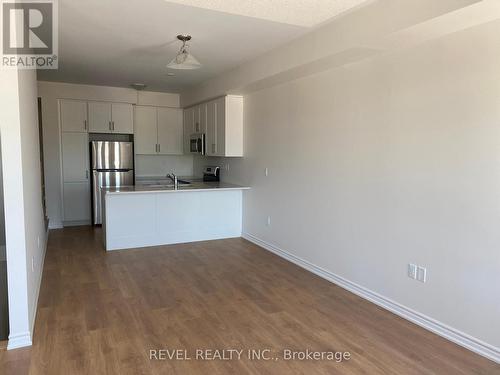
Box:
[91,141,134,170]
[92,170,134,225]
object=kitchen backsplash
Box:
[135,154,194,177]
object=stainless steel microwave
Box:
[190,133,205,155]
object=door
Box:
[88,101,112,133]
[157,107,183,155]
[63,182,91,222]
[112,103,134,134]
[135,106,158,154]
[206,100,217,156]
[60,100,87,132]
[184,107,195,153]
[62,132,89,182]
[92,170,133,225]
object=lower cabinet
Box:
[63,182,91,223]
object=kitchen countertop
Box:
[104,181,250,195]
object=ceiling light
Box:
[130,83,147,90]
[167,35,201,70]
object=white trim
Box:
[29,226,49,335]
[242,232,500,364]
[48,220,63,229]
[7,331,32,350]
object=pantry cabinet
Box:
[135,106,183,155]
[185,95,243,157]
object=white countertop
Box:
[104,181,250,195]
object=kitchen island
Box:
[102,181,250,251]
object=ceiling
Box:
[37,0,371,92]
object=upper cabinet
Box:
[88,101,111,133]
[60,100,88,132]
[112,103,134,134]
[185,95,243,157]
[135,106,183,155]
[157,107,183,155]
[88,101,133,134]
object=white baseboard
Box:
[48,220,63,229]
[242,232,500,364]
[29,226,49,335]
[7,331,32,350]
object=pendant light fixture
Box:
[167,35,201,70]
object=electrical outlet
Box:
[408,264,417,279]
[265,168,269,177]
[267,216,271,226]
[417,266,427,283]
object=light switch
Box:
[408,264,417,279]
[417,266,427,283]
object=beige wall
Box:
[37,81,190,227]
[186,14,500,359]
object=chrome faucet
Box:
[167,173,178,189]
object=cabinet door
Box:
[61,132,89,182]
[135,106,158,154]
[157,107,183,155]
[198,103,207,134]
[63,182,91,222]
[215,97,226,156]
[88,101,112,133]
[206,100,217,156]
[193,105,201,133]
[111,103,134,134]
[60,100,87,132]
[183,107,195,153]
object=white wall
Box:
[185,13,500,361]
[37,82,191,227]
[0,68,47,349]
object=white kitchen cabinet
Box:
[111,103,134,134]
[88,101,112,133]
[61,131,90,224]
[206,100,217,156]
[60,100,88,132]
[89,101,134,134]
[135,105,183,155]
[185,95,243,157]
[61,132,89,182]
[135,106,158,154]
[63,182,91,222]
[157,107,183,155]
[183,107,195,153]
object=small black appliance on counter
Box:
[203,166,220,182]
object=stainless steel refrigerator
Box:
[91,141,134,225]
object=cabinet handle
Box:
[84,119,87,130]
[112,121,115,131]
[158,144,161,153]
[86,170,89,179]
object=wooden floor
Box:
[0,227,498,374]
